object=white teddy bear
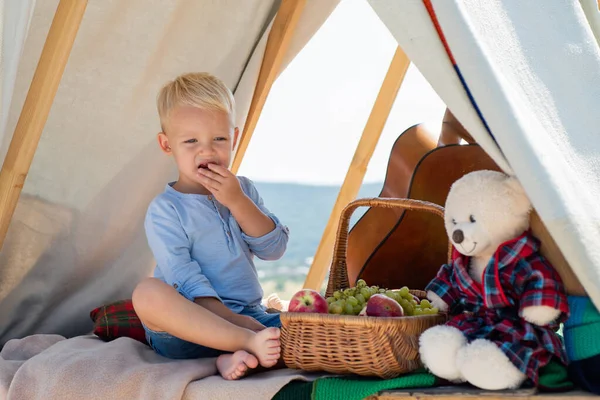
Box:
[419,170,569,390]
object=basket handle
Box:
[325,197,448,297]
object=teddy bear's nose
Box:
[452,229,464,244]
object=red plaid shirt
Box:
[426,231,569,385]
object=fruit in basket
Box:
[344,302,354,315]
[329,302,343,315]
[359,287,372,300]
[328,281,440,316]
[366,294,404,317]
[346,296,359,306]
[288,289,328,313]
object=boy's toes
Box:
[265,352,281,366]
[233,363,248,379]
[216,351,259,380]
[264,327,280,339]
[268,346,281,355]
[241,351,259,369]
[262,359,277,368]
[267,337,280,345]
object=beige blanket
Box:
[0,334,319,400]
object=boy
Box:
[132,72,290,380]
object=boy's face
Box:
[158,106,239,193]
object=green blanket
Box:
[312,369,436,400]
[273,361,573,400]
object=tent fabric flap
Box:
[369,0,600,309]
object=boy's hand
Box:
[227,314,266,332]
[197,164,245,208]
[198,164,275,238]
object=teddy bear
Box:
[419,170,569,390]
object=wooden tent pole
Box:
[231,0,306,174]
[303,46,411,290]
[0,0,87,250]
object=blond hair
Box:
[157,72,235,128]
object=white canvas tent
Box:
[1,0,600,398]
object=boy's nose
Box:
[197,144,215,154]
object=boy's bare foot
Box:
[247,327,281,367]
[216,350,259,380]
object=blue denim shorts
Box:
[143,304,281,359]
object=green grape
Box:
[337,299,346,308]
[388,291,401,302]
[430,307,439,314]
[379,288,386,293]
[411,299,418,306]
[333,291,342,300]
[401,293,414,302]
[355,293,365,304]
[329,303,343,314]
[326,296,336,304]
[343,288,353,297]
[347,296,359,306]
[420,299,432,309]
[360,287,372,301]
[413,307,423,316]
[353,304,363,315]
[356,279,367,288]
[400,299,414,316]
[399,286,410,297]
[344,303,354,315]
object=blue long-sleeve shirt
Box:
[144,176,289,313]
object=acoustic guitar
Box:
[346,110,501,290]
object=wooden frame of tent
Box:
[0,1,597,399]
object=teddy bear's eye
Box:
[452,218,457,225]
[469,215,476,223]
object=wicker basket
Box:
[280,198,449,379]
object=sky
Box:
[238,0,447,185]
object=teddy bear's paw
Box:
[426,291,448,312]
[522,305,561,326]
[419,325,466,382]
[456,339,526,390]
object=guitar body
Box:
[347,138,501,290]
[345,124,437,285]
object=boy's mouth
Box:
[198,161,217,170]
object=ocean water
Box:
[252,181,383,295]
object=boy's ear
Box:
[232,127,240,149]
[157,132,172,154]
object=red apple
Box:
[288,289,329,313]
[366,294,404,317]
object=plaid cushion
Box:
[90,299,148,345]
